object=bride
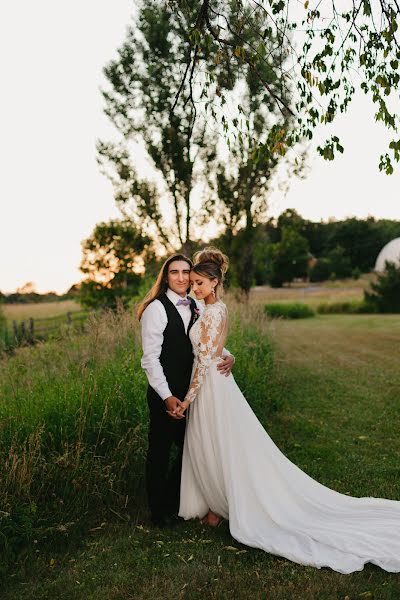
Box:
[171,247,400,574]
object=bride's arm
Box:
[196,300,233,369]
[177,305,227,414]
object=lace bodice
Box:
[184,301,228,404]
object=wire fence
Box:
[0,310,90,352]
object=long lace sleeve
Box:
[184,303,227,404]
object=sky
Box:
[1,1,399,294]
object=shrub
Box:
[317,301,374,314]
[264,302,315,319]
[364,261,400,313]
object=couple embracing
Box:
[138,247,400,574]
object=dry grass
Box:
[248,274,375,308]
[2,300,81,323]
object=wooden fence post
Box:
[66,312,72,326]
[13,320,18,341]
[29,318,34,341]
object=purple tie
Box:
[176,298,191,306]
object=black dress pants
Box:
[146,389,186,522]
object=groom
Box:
[140,254,234,527]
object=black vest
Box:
[149,294,197,400]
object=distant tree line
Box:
[3,212,399,309]
[0,284,80,304]
[72,211,400,309]
[210,210,400,289]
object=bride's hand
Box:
[174,400,190,417]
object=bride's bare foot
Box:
[200,510,221,527]
[207,511,221,527]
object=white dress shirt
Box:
[140,289,201,401]
[140,288,233,401]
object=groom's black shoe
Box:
[150,514,182,529]
[150,515,168,528]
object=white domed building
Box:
[375,237,400,272]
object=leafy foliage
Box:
[170,1,400,173]
[265,210,400,275]
[79,219,153,309]
[364,260,400,312]
[266,227,310,287]
[309,246,352,282]
[100,1,301,291]
[98,1,218,252]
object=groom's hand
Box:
[165,396,185,419]
[217,354,235,377]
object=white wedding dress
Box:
[179,301,400,574]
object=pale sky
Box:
[1,1,399,294]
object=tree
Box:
[100,1,303,292]
[170,1,400,173]
[65,283,81,299]
[98,1,217,253]
[199,4,303,293]
[309,257,332,283]
[252,225,272,285]
[267,227,310,287]
[79,219,153,309]
[364,260,400,312]
[16,282,36,295]
[276,209,307,237]
[327,218,381,272]
[309,245,352,282]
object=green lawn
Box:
[3,311,400,599]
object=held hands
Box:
[217,353,235,377]
[165,396,186,420]
[165,355,235,418]
[174,399,190,417]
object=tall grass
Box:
[0,299,274,570]
[0,309,146,566]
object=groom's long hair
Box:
[137,254,193,320]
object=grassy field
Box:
[2,300,82,323]
[249,274,373,308]
[2,289,400,599]
[0,300,275,590]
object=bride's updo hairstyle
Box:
[192,247,229,299]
